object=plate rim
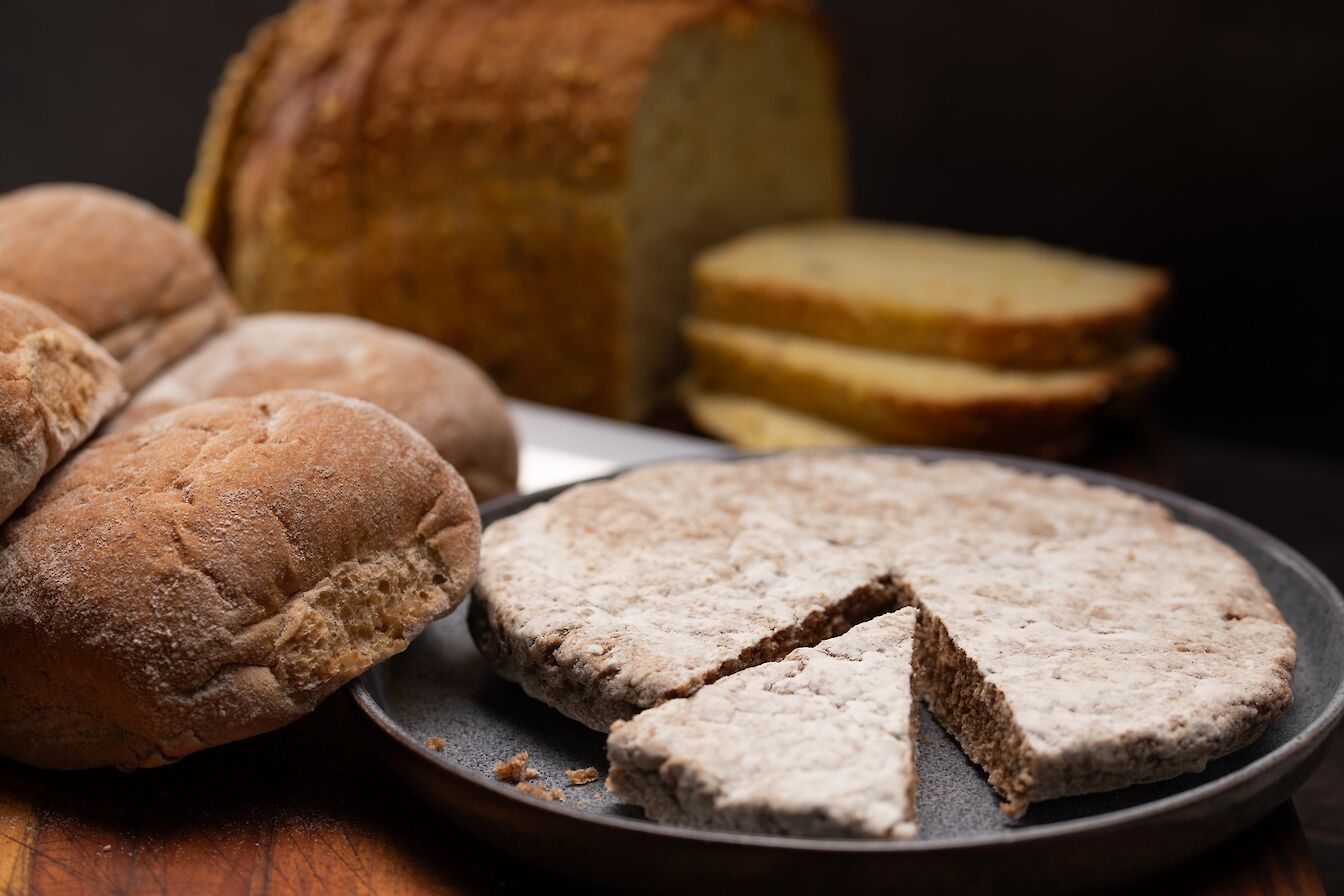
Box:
[350,445,1344,854]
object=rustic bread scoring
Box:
[472,454,1295,814]
[607,609,919,838]
[0,390,479,770]
[109,313,519,501]
[0,184,237,389]
[694,220,1169,368]
[186,0,846,419]
[1,291,126,521]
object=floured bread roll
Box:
[108,313,518,501]
[1,290,125,521]
[0,183,237,389]
[0,390,479,769]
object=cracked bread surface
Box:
[0,389,479,770]
[107,313,519,501]
[0,184,237,389]
[606,609,918,838]
[1,291,126,521]
[473,453,1296,811]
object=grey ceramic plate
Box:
[351,447,1344,895]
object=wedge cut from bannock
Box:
[694,221,1168,368]
[684,317,1170,454]
[681,382,1096,458]
[607,609,919,838]
[472,454,1296,813]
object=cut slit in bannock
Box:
[471,454,1296,817]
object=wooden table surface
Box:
[2,429,1340,895]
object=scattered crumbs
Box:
[565,767,599,786]
[515,781,565,802]
[424,736,446,751]
[493,750,539,783]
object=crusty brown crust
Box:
[686,320,1172,450]
[913,591,1288,815]
[107,313,519,501]
[186,0,835,418]
[0,184,238,390]
[469,574,906,732]
[0,389,479,770]
[694,266,1169,370]
[1,292,126,521]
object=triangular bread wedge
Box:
[694,221,1167,368]
[684,317,1170,452]
[472,454,1295,815]
[607,609,919,838]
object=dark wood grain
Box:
[0,432,1337,895]
[0,694,1325,895]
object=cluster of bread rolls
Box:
[0,183,517,770]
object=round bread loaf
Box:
[0,389,479,770]
[109,313,518,501]
[1,290,125,521]
[0,183,237,389]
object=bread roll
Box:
[0,184,238,389]
[186,0,845,418]
[0,390,479,770]
[1,290,125,521]
[109,313,518,501]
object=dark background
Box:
[2,1,1341,457]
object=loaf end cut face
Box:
[185,0,844,419]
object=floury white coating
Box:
[606,610,919,838]
[472,453,1296,811]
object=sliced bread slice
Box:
[694,221,1167,368]
[680,380,871,450]
[680,382,1099,459]
[684,318,1170,451]
[606,609,919,839]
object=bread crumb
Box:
[424,737,446,751]
[515,781,565,802]
[565,767,598,786]
[493,750,540,783]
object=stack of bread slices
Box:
[682,221,1174,458]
